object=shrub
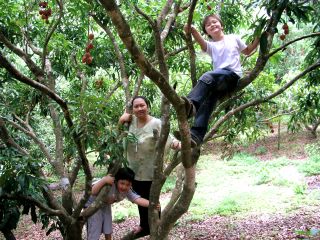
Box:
[214,198,241,216]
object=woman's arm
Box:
[184,25,207,52]
[91,175,114,195]
[118,112,132,125]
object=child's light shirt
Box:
[86,182,140,206]
[206,34,247,77]
[126,116,173,181]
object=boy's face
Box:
[204,16,223,38]
[116,179,132,193]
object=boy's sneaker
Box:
[173,131,200,148]
[182,96,196,119]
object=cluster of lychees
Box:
[39,1,52,24]
[279,23,289,41]
[266,121,275,133]
[82,33,94,65]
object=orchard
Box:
[0,0,319,240]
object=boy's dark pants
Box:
[187,68,240,142]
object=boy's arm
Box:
[133,198,161,210]
[242,37,260,56]
[91,175,114,196]
[184,25,207,52]
[133,197,149,208]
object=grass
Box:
[299,143,320,176]
[85,142,320,222]
[188,153,314,219]
[112,148,320,222]
[187,151,320,221]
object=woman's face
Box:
[132,98,149,119]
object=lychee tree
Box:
[0,0,320,240]
[286,5,320,138]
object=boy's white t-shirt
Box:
[205,34,247,77]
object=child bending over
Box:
[86,167,159,240]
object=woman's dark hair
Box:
[115,167,135,182]
[131,96,150,109]
[202,14,223,37]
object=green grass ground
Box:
[112,144,320,222]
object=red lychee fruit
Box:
[280,34,286,40]
[282,23,288,30]
[88,33,94,40]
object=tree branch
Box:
[267,32,320,59]
[0,52,67,107]
[184,0,198,87]
[205,60,320,141]
[0,117,29,155]
[41,0,64,70]
[92,14,131,102]
[21,29,43,56]
[5,117,60,174]
[98,2,195,161]
[134,5,154,27]
[0,51,93,208]
[0,31,45,80]
[237,3,287,90]
[2,194,65,217]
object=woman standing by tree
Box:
[119,96,180,238]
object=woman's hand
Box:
[118,111,132,125]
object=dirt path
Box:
[6,205,320,240]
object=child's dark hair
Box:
[115,167,135,182]
[202,14,223,37]
[131,96,150,109]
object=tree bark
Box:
[1,230,16,240]
[63,220,84,240]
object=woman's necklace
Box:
[135,115,150,152]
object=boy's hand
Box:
[170,139,181,150]
[103,174,114,185]
[184,24,196,34]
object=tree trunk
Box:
[63,221,84,240]
[1,230,16,240]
